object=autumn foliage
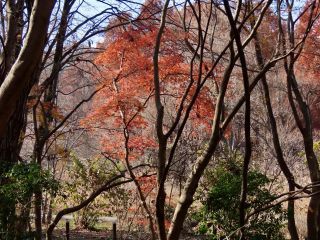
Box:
[84,21,215,163]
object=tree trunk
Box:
[46,198,53,227]
[0,91,29,237]
[304,140,320,240]
[0,0,55,235]
[251,19,299,239]
[167,40,236,239]
[278,1,320,238]
[16,197,32,239]
[34,189,42,240]
[0,0,55,136]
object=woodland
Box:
[1,0,320,239]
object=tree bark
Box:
[250,11,299,239]
[34,189,43,240]
[0,0,55,137]
[32,1,74,238]
[222,2,252,239]
[279,1,320,238]
[0,0,54,237]
[152,0,170,238]
[167,44,236,240]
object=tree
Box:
[0,1,55,238]
[152,1,318,239]
[0,0,55,136]
[0,0,143,238]
[84,8,215,238]
[86,0,317,239]
[0,0,319,239]
[279,1,320,239]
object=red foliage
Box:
[297,1,320,81]
[296,1,320,129]
[83,20,216,161]
[137,175,157,193]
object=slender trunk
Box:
[251,22,299,239]
[4,0,20,72]
[46,198,53,227]
[32,106,47,239]
[124,140,156,240]
[263,75,299,239]
[34,189,42,240]
[168,41,236,240]
[286,63,320,240]
[156,142,167,240]
[34,1,73,237]
[42,192,48,224]
[168,132,221,240]
[222,2,251,238]
[287,182,299,239]
[15,196,32,239]
[278,1,320,238]
[152,0,171,238]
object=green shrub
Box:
[0,163,58,203]
[194,168,285,240]
[0,162,59,239]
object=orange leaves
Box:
[135,217,150,227]
[83,23,193,162]
[128,136,157,152]
[296,1,320,82]
[182,84,215,133]
[83,13,218,166]
[101,135,157,161]
[137,175,157,193]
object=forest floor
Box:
[51,229,208,239]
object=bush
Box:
[194,168,285,240]
[59,153,128,230]
[0,163,58,203]
[0,162,59,239]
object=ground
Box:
[51,229,208,239]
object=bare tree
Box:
[150,1,318,239]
